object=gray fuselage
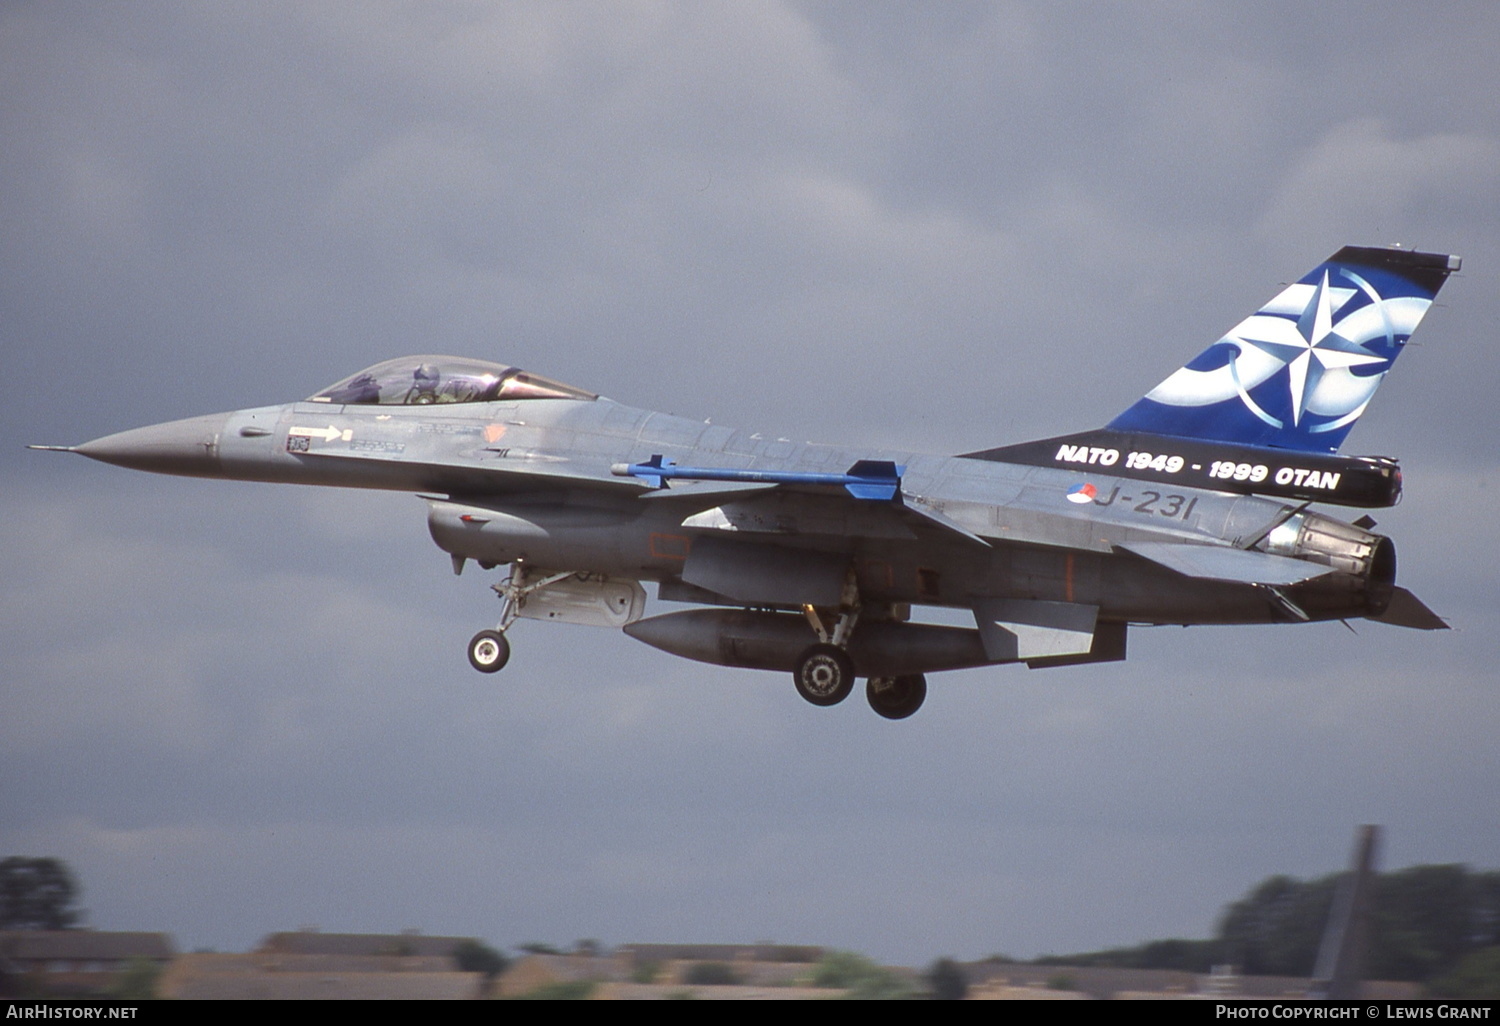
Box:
[75,391,1393,631]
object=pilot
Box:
[405,363,441,404]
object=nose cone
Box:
[74,412,228,477]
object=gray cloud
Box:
[3,1,1497,964]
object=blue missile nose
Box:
[74,413,229,477]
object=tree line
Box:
[1032,862,1500,993]
[6,854,1496,996]
[0,857,80,931]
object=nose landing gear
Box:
[467,630,511,673]
[463,562,570,674]
[464,562,647,673]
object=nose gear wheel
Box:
[468,630,511,673]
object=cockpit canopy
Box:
[310,356,596,406]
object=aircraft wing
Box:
[671,489,991,550]
[1117,540,1339,586]
[900,497,992,548]
[307,445,991,554]
[617,455,991,549]
[637,479,782,501]
[293,445,652,496]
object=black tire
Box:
[468,629,510,673]
[793,644,854,706]
[866,673,927,720]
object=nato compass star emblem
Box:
[1136,265,1418,440]
[1113,247,1445,452]
[1231,270,1388,428]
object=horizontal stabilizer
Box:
[1369,586,1449,630]
[1119,541,1338,586]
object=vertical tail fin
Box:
[1109,247,1460,453]
[1309,824,1381,999]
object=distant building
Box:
[495,952,629,997]
[144,929,495,999]
[590,982,839,1000]
[618,943,823,967]
[618,943,827,986]
[0,930,174,997]
[157,952,484,1001]
[256,929,473,959]
[962,959,1423,1000]
[498,942,832,998]
[966,962,1198,1000]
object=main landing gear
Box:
[791,637,929,719]
[792,577,927,719]
[865,674,927,720]
[793,644,855,706]
[794,580,861,708]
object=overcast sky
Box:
[3,1,1497,965]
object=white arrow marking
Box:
[289,425,351,442]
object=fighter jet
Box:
[33,245,1457,719]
